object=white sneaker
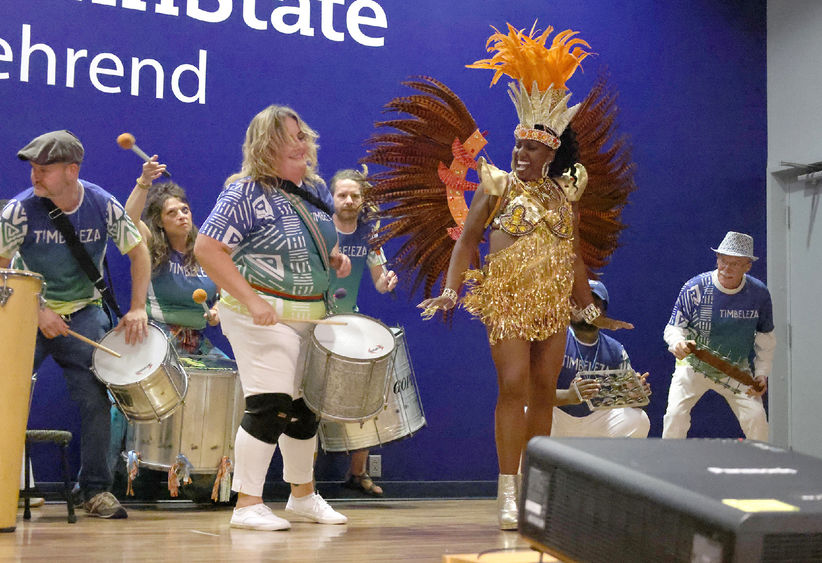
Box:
[285,492,347,525]
[230,503,291,531]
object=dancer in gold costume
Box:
[364,24,637,529]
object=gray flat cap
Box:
[18,130,84,165]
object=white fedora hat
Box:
[711,231,758,261]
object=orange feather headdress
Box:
[467,22,592,149]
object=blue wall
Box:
[1,0,767,483]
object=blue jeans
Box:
[33,304,112,498]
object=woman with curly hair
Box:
[125,162,220,355]
[195,105,351,531]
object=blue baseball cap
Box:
[588,279,609,308]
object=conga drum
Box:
[0,269,44,532]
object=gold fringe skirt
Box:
[462,224,574,345]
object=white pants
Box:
[220,306,318,497]
[551,407,650,438]
[662,365,769,441]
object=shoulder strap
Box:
[275,188,331,272]
[41,198,122,317]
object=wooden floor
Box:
[1,499,549,562]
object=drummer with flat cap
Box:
[0,130,150,518]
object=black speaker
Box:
[520,438,822,562]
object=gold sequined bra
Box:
[492,177,574,239]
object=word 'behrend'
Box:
[75,0,389,47]
[2,25,207,104]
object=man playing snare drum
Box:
[327,167,398,496]
[552,280,651,438]
[661,231,774,440]
[0,130,151,518]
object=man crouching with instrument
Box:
[0,130,150,518]
[552,280,651,438]
[662,231,774,441]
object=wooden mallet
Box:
[117,133,171,177]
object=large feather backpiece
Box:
[361,72,636,303]
[571,71,637,275]
[361,76,484,301]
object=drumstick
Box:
[374,248,397,298]
[279,317,348,326]
[116,133,171,177]
[66,329,121,358]
[192,289,345,325]
[192,288,215,323]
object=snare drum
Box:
[302,313,396,423]
[125,355,243,472]
[92,323,187,422]
[319,327,426,452]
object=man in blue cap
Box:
[552,279,651,437]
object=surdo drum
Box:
[318,327,426,452]
[125,355,243,472]
[302,313,396,423]
[92,322,187,422]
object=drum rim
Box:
[91,321,168,371]
[92,321,189,419]
[0,268,45,282]
[310,312,396,362]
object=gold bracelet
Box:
[580,302,600,324]
[441,287,458,307]
[136,178,151,189]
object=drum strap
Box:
[248,283,323,302]
[41,198,122,318]
[270,182,331,273]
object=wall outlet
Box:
[368,454,382,477]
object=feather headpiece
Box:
[467,22,592,149]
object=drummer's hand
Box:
[138,156,166,185]
[417,295,455,320]
[205,306,220,326]
[116,308,149,345]
[38,307,69,339]
[247,294,278,326]
[331,252,351,278]
[377,269,398,293]
[591,315,633,331]
[573,377,601,402]
[747,375,768,397]
[638,371,652,396]
[672,340,696,360]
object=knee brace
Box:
[283,398,320,440]
[240,393,293,444]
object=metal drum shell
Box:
[302,313,396,423]
[92,323,187,422]
[319,326,426,452]
[125,356,243,472]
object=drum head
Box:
[93,324,169,385]
[313,314,395,360]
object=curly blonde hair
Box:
[226,105,323,191]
